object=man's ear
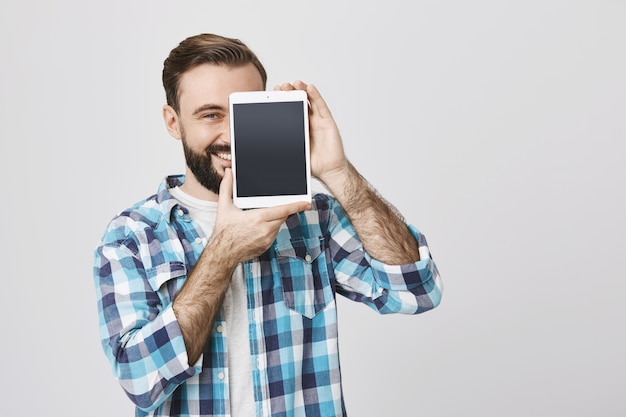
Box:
[163,105,182,140]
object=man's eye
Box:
[204,113,219,120]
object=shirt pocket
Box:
[146,261,187,305]
[274,236,334,319]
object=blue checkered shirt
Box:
[94,175,442,417]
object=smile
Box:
[215,152,232,161]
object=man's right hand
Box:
[212,168,311,267]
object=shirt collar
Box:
[156,174,188,224]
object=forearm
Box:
[319,162,420,264]
[172,231,236,365]
[96,242,202,411]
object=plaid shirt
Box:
[94,175,442,417]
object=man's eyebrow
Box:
[192,103,226,115]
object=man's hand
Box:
[212,168,311,267]
[274,81,349,186]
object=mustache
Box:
[206,144,231,154]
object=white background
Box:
[1,1,624,415]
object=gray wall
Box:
[1,0,624,415]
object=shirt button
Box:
[195,237,202,244]
[304,254,312,263]
[177,209,184,217]
[218,372,225,380]
[216,325,223,333]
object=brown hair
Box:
[162,33,267,112]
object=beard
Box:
[181,132,230,195]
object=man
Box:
[94,33,442,417]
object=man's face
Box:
[166,63,264,198]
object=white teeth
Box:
[216,153,232,161]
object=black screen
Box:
[233,101,308,197]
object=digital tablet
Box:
[229,90,312,209]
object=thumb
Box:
[218,168,234,208]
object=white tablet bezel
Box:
[229,90,312,209]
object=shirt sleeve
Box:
[94,236,202,412]
[326,197,443,314]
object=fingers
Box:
[274,82,297,91]
[275,81,333,120]
[274,80,309,92]
[303,83,333,119]
[292,80,308,91]
[273,81,310,93]
[258,201,311,222]
[218,168,234,209]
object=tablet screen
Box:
[232,101,308,197]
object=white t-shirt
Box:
[169,186,255,417]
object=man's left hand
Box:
[274,81,349,187]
